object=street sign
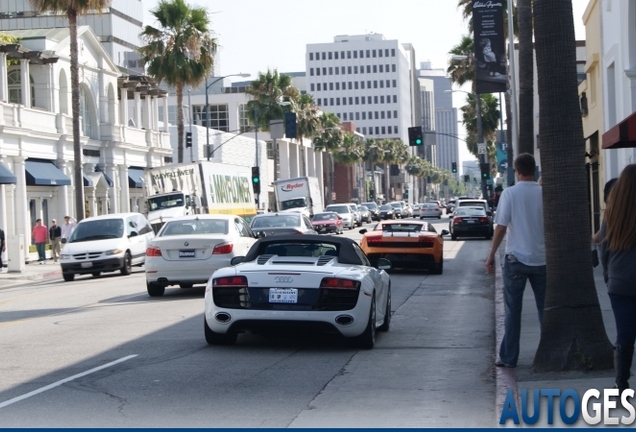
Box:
[331,192,336,201]
[478,143,487,155]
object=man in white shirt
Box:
[60,215,77,243]
[485,153,546,368]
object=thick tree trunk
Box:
[68,8,85,222]
[176,84,184,163]
[532,0,612,372]
[517,0,535,156]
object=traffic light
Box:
[464,174,470,182]
[284,112,297,138]
[408,126,423,146]
[452,162,457,173]
[185,132,192,148]
[480,162,491,180]
[251,166,261,194]
[369,189,375,200]
[404,190,409,199]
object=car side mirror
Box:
[359,228,368,234]
[376,258,391,270]
[230,256,244,266]
[255,231,266,239]
[129,231,139,237]
[441,229,450,236]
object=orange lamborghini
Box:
[359,221,449,274]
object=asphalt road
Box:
[0,216,497,427]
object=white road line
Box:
[0,354,138,409]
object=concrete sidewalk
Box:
[494,245,618,427]
[0,254,62,284]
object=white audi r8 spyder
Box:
[203,234,392,349]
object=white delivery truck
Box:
[273,176,323,218]
[144,162,256,232]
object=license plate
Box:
[269,288,298,303]
[179,250,196,258]
[467,220,476,224]
[81,262,93,268]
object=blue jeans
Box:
[499,256,547,366]
[609,293,636,351]
[36,243,46,261]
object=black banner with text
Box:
[473,0,507,94]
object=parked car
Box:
[420,202,443,219]
[204,234,392,348]
[357,205,372,224]
[311,212,344,235]
[359,221,449,274]
[446,199,456,215]
[347,203,362,227]
[249,213,316,236]
[362,202,381,221]
[389,202,404,218]
[449,207,493,240]
[411,203,422,218]
[325,204,356,229]
[60,213,155,282]
[145,215,260,296]
[454,199,493,223]
[378,204,395,220]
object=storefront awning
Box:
[94,166,114,187]
[602,110,636,149]
[0,164,17,184]
[24,160,71,186]
[128,167,145,188]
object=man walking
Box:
[32,219,48,264]
[485,153,546,368]
[49,219,62,263]
[61,215,76,243]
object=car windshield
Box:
[260,241,339,257]
[326,205,349,213]
[424,204,438,209]
[379,205,392,210]
[251,215,300,229]
[455,208,487,216]
[458,201,486,209]
[312,213,337,221]
[381,223,425,234]
[390,203,401,209]
[363,202,378,210]
[160,219,228,236]
[358,206,368,211]
[69,219,124,242]
[280,198,307,211]
[147,193,186,211]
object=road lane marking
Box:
[0,354,138,409]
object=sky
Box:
[142,0,590,164]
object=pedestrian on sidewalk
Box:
[32,219,48,264]
[49,219,62,263]
[61,215,76,244]
[0,227,5,271]
[485,153,546,368]
[592,178,618,244]
[598,164,636,393]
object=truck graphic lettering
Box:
[209,174,252,204]
[280,182,305,192]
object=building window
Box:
[343,112,348,120]
[367,65,371,73]
[368,111,372,119]
[373,65,377,73]
[361,81,365,89]
[355,112,360,120]
[329,67,333,75]
[323,67,327,75]
[330,98,334,105]
[381,126,386,134]
[239,104,250,131]
[393,95,397,103]
[375,126,379,134]
[355,96,359,104]
[321,52,326,60]
[372,49,377,57]
[317,68,321,76]
[353,50,357,58]
[336,98,340,106]
[392,64,396,72]
[373,81,377,88]
[385,49,389,57]
[361,97,365,105]
[7,69,35,106]
[310,83,315,92]
[379,65,383,73]
[80,86,93,137]
[347,51,351,59]
[391,48,396,56]
[374,111,379,119]
[374,96,379,104]
[341,51,345,58]
[354,82,359,90]
[349,97,353,104]
[394,126,398,134]
[394,110,398,117]
[347,82,351,90]
[266,140,275,159]
[363,127,367,135]
[354,66,358,74]
[336,82,340,90]
[328,51,332,60]
[329,82,334,90]
[335,67,339,75]
[193,104,229,131]
[341,66,345,74]
[343,98,347,106]
[380,96,385,104]
[310,68,314,76]
[348,66,352,74]
[362,112,366,120]
[317,98,321,106]
[380,81,384,88]
[381,111,385,119]
[309,53,313,61]
[335,51,339,59]
[317,83,321,91]
[379,49,383,57]
[392,79,397,87]
[366,50,370,57]
[349,112,353,120]
[359,50,363,58]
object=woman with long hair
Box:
[599,164,636,392]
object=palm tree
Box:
[246,69,300,131]
[333,133,364,200]
[28,0,113,221]
[517,0,535,156]
[460,93,500,166]
[295,93,321,176]
[139,0,216,164]
[378,139,408,201]
[532,0,613,371]
[312,113,343,203]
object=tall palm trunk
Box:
[517,0,535,155]
[532,0,612,371]
[176,84,184,163]
[68,8,84,221]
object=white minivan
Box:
[60,213,155,281]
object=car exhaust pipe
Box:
[157,277,169,284]
[215,312,232,323]
[335,315,354,326]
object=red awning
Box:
[603,110,636,149]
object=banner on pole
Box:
[473,0,507,94]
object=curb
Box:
[494,247,519,425]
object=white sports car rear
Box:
[204,234,392,349]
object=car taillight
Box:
[294,230,304,234]
[320,277,360,290]
[479,217,489,223]
[366,236,383,244]
[146,246,162,257]
[453,217,463,223]
[213,242,234,254]
[418,237,434,247]
[213,275,248,287]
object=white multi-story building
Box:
[0,27,170,257]
[0,0,145,72]
[305,34,413,144]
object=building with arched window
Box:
[0,26,171,260]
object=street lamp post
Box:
[204,73,250,161]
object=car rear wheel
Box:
[147,281,165,297]
[353,296,376,349]
[120,252,132,275]
[63,273,75,282]
[430,253,444,275]
[204,316,237,346]
[378,287,391,332]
